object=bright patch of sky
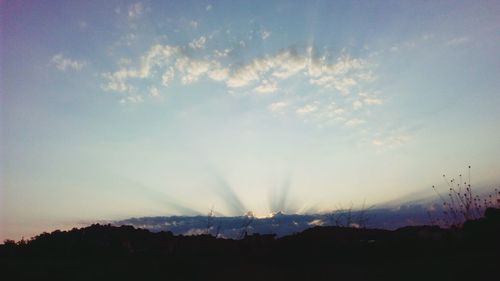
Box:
[1,0,500,240]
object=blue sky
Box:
[1,0,500,240]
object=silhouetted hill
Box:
[2,208,499,281]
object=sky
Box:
[1,0,500,240]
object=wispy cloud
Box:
[119,95,144,104]
[296,104,318,115]
[368,125,415,150]
[78,21,88,30]
[128,2,144,19]
[102,44,180,92]
[345,118,365,127]
[150,87,160,97]
[353,100,363,110]
[50,54,86,71]
[261,30,271,40]
[358,92,384,106]
[372,134,412,149]
[115,33,137,46]
[446,36,469,47]
[269,101,288,113]
[189,36,207,50]
[333,108,345,115]
[363,97,383,105]
[189,20,199,29]
[175,57,212,84]
[214,48,232,58]
[254,80,277,94]
[161,67,175,86]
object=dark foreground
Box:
[2,209,500,281]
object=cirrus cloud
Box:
[50,54,86,71]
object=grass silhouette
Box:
[432,166,500,226]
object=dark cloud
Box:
[114,204,448,239]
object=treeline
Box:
[1,208,500,281]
